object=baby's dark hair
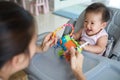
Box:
[85,2,110,22]
[0,1,35,69]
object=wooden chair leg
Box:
[35,6,39,16]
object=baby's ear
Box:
[101,22,107,29]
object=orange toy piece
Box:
[64,40,76,50]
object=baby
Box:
[73,3,110,55]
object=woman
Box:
[0,1,85,80]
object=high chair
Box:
[63,7,120,59]
[26,7,120,80]
[30,0,49,16]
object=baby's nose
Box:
[86,24,91,29]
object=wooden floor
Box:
[9,71,28,80]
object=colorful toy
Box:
[57,35,82,57]
[52,24,74,38]
[52,24,88,60]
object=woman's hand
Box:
[69,47,85,80]
[37,33,57,52]
[70,47,84,73]
[42,33,58,52]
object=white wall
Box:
[109,0,120,9]
[54,0,82,10]
[50,0,120,11]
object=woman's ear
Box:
[11,53,25,70]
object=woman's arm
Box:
[73,69,85,80]
[70,47,86,80]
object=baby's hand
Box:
[79,41,86,45]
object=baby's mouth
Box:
[86,29,94,36]
[86,29,92,32]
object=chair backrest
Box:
[106,8,120,59]
[74,7,120,58]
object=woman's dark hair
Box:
[0,1,35,69]
[85,2,110,22]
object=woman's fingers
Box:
[44,33,53,42]
[69,47,76,57]
[42,32,58,51]
[69,47,84,69]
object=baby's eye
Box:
[84,21,87,22]
[91,22,94,24]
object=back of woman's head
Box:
[0,1,35,69]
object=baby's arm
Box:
[83,35,108,54]
[72,28,83,40]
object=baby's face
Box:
[84,12,105,36]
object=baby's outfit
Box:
[81,29,108,55]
